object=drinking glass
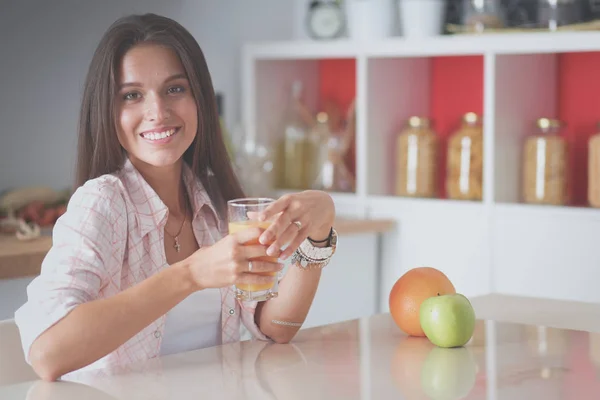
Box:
[228,197,279,302]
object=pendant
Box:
[174,236,181,253]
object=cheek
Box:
[115,108,139,149]
[118,108,138,135]
[181,99,198,134]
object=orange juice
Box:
[228,220,277,292]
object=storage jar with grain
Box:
[395,117,438,198]
[522,118,568,205]
[446,112,484,201]
[588,124,600,207]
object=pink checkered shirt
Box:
[14,158,269,378]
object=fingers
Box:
[258,195,292,222]
[266,220,308,257]
[242,244,270,260]
[281,230,307,260]
[260,200,303,246]
[233,227,263,245]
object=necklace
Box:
[165,200,189,253]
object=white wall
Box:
[177,0,295,131]
[0,0,294,192]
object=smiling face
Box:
[115,43,197,170]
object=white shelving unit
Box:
[241,31,600,312]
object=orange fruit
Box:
[389,267,456,337]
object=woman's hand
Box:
[186,227,283,290]
[256,190,336,260]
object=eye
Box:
[167,86,185,95]
[123,91,141,101]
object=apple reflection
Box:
[390,336,478,400]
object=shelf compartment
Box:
[494,51,600,208]
[252,57,356,193]
[366,55,484,199]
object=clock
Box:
[306,0,345,40]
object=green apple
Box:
[419,293,476,348]
[420,346,477,400]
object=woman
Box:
[14,13,337,382]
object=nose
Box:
[144,93,170,122]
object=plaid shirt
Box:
[14,158,268,378]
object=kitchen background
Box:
[2,0,600,326]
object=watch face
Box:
[308,4,344,39]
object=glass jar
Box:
[461,0,505,33]
[522,118,568,205]
[275,81,318,190]
[395,116,438,198]
[446,112,484,201]
[537,0,582,32]
[588,123,600,208]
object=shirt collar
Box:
[119,158,220,238]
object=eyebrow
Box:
[119,73,188,90]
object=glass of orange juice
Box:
[228,197,279,302]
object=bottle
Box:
[312,133,356,193]
[589,123,600,208]
[522,118,568,205]
[276,81,315,190]
[395,116,438,198]
[446,112,484,201]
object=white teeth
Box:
[142,129,176,141]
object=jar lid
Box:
[463,112,481,125]
[407,116,430,128]
[536,118,561,130]
[316,112,329,124]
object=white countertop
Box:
[2,293,600,399]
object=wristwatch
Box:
[291,227,338,270]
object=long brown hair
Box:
[75,13,244,217]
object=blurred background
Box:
[2,0,600,328]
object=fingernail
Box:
[260,233,270,245]
[267,245,278,256]
[280,252,289,260]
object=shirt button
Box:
[154,330,161,339]
[229,308,235,315]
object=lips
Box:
[139,128,178,141]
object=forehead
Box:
[118,43,185,84]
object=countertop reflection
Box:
[2,294,600,399]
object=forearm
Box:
[255,266,322,343]
[29,262,195,381]
[255,225,331,343]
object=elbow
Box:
[271,336,292,345]
[267,329,299,344]
[29,346,63,382]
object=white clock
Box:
[306,0,345,40]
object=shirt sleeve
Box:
[239,300,270,341]
[14,181,126,363]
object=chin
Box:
[133,152,186,169]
